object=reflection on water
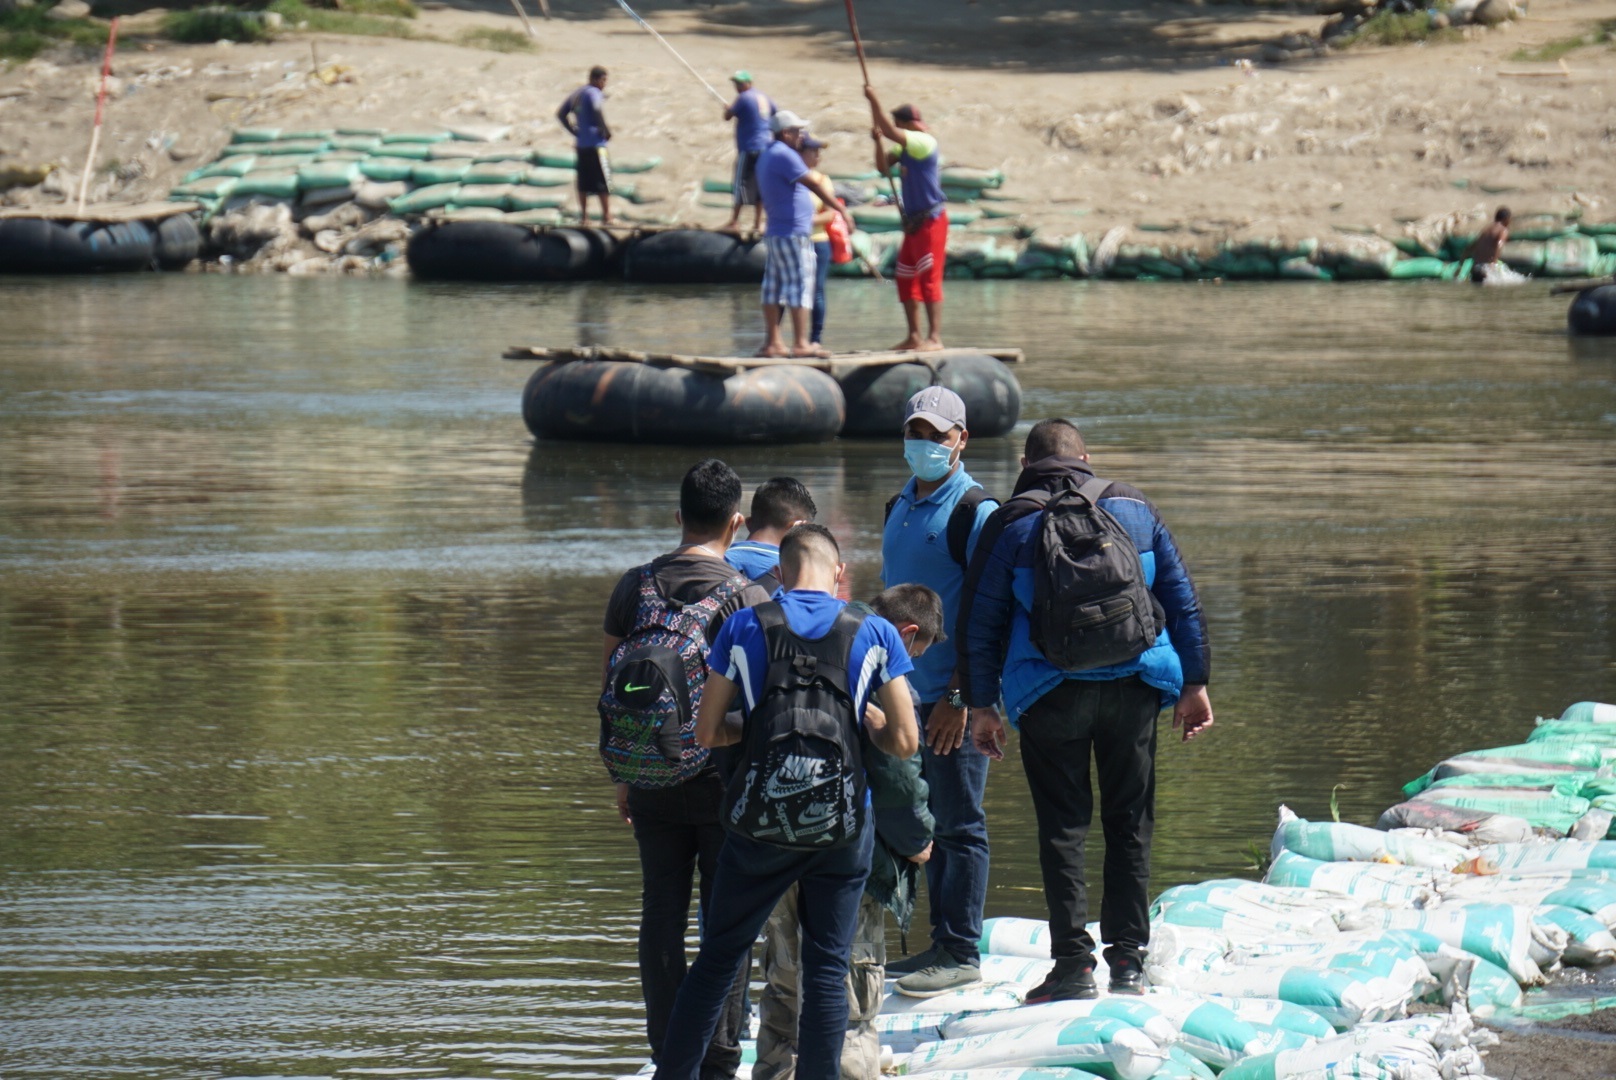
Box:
[2,275,1615,1077]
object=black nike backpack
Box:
[723,602,868,849]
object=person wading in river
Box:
[601,459,771,1080]
[558,65,613,225]
[958,418,1213,1002]
[722,71,774,235]
[1466,207,1511,285]
[755,111,853,359]
[865,87,947,352]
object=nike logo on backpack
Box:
[624,682,652,693]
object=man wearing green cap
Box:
[722,71,774,233]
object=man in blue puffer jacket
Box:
[958,418,1213,1003]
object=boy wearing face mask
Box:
[879,387,1003,998]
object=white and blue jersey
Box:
[725,539,781,581]
[709,589,914,720]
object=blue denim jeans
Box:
[653,825,875,1080]
[810,239,831,344]
[918,700,991,964]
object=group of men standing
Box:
[599,393,1214,1080]
[557,67,951,357]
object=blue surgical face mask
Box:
[904,438,957,482]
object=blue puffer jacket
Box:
[958,456,1211,723]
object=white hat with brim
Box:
[769,110,809,134]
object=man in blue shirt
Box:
[654,524,920,1080]
[755,110,852,359]
[726,477,817,588]
[722,71,774,234]
[960,418,1214,1002]
[880,386,1002,998]
[557,65,612,225]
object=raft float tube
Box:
[1568,284,1616,336]
[0,202,202,274]
[504,344,1024,445]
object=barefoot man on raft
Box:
[867,87,947,351]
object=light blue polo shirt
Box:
[879,466,997,704]
[726,539,781,581]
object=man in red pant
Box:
[867,87,947,352]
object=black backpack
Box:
[724,601,868,849]
[1017,476,1165,672]
[884,485,990,569]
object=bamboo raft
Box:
[0,201,200,223]
[501,343,1025,376]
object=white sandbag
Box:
[877,1013,954,1051]
[1155,878,1362,926]
[1440,875,1616,926]
[895,1070,1095,1080]
[978,956,1057,987]
[1154,898,1340,943]
[1535,904,1616,966]
[1218,1031,1444,1080]
[1478,838,1616,872]
[1376,929,1525,1015]
[942,998,1179,1050]
[1265,850,1440,907]
[1556,701,1616,725]
[1145,948,1412,1030]
[1272,806,1469,870]
[882,984,1025,1016]
[1339,903,1560,985]
[899,1017,1171,1080]
[1224,937,1439,1003]
[1145,989,1337,1040]
[980,917,1054,959]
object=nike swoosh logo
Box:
[624,683,652,693]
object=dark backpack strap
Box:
[751,569,781,597]
[884,493,901,525]
[1075,476,1113,506]
[945,485,989,569]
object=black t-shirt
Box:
[603,552,772,643]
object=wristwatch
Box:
[946,688,967,710]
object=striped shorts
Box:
[762,235,817,310]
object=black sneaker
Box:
[884,943,944,977]
[1024,961,1097,1004]
[1108,956,1146,995]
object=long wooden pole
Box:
[841,0,903,215]
[75,16,119,215]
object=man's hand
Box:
[837,206,856,236]
[907,841,934,865]
[615,782,633,825]
[1173,684,1214,742]
[925,700,968,755]
[970,708,1007,761]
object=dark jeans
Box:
[626,773,750,1080]
[1016,676,1160,970]
[919,701,990,965]
[653,825,875,1080]
[811,239,831,344]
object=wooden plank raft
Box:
[0,201,199,223]
[501,344,1024,375]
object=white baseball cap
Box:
[769,110,809,134]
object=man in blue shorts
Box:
[722,71,774,234]
[558,65,612,225]
[653,524,920,1080]
[755,110,852,359]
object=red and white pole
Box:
[75,16,120,215]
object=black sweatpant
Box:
[1016,675,1161,970]
[626,771,750,1080]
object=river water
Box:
[2,275,1614,1078]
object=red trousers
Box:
[896,211,948,303]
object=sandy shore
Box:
[3,0,1615,243]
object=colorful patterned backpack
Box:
[598,566,749,788]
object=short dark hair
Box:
[589,65,608,81]
[780,522,840,568]
[1495,206,1512,224]
[750,477,817,530]
[870,584,945,644]
[680,459,742,533]
[1024,418,1086,464]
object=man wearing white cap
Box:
[881,386,1003,998]
[754,110,853,359]
[722,71,774,234]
